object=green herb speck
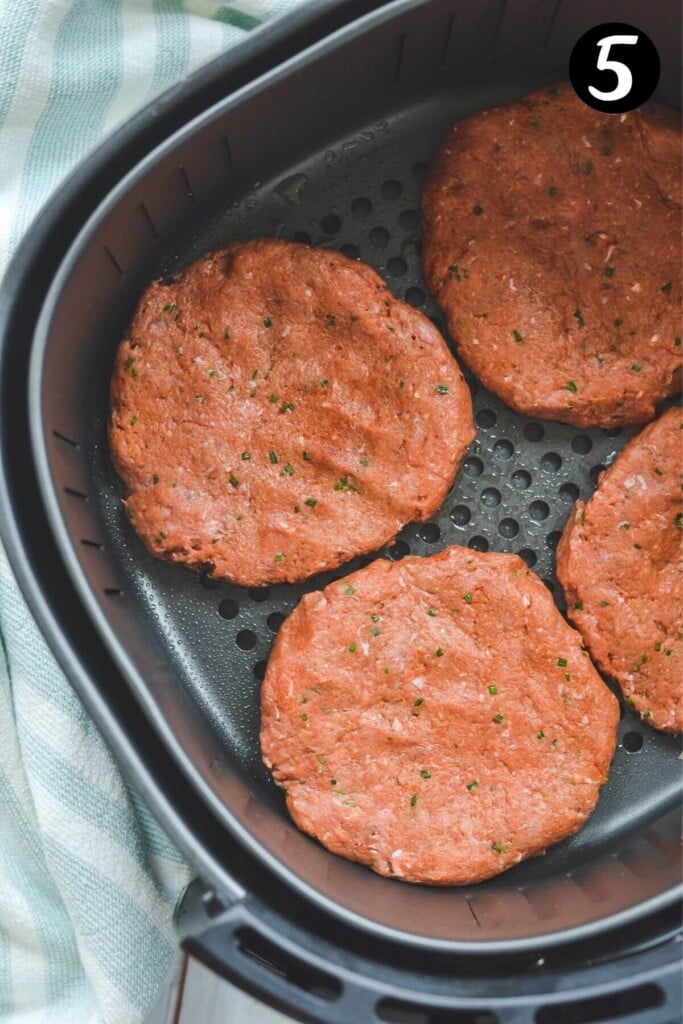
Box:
[547,186,557,197]
[573,601,583,611]
[414,698,424,707]
[228,474,239,488]
[466,780,478,791]
[436,384,449,395]
[348,643,357,653]
[129,415,138,426]
[427,607,438,617]
[300,713,308,721]
[472,204,484,216]
[241,452,250,461]
[344,585,355,596]
[512,329,524,343]
[435,647,444,657]
[155,532,166,545]
[302,450,312,461]
[283,464,294,477]
[305,497,317,508]
[263,317,273,328]
[493,713,504,724]
[488,685,498,695]
[492,842,506,854]
[274,553,284,563]
[537,731,545,740]
[566,380,578,394]
[360,457,369,467]
[557,658,568,667]
[152,474,159,484]
[410,793,418,807]
[604,266,615,278]
[630,364,641,372]
[661,281,672,293]
[463,593,473,604]
[268,451,278,464]
[280,402,295,414]
[574,308,585,328]
[420,770,432,779]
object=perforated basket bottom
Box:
[96,86,680,885]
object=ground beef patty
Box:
[422,84,682,428]
[260,546,618,885]
[110,240,474,586]
[557,407,683,733]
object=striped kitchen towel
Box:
[0,3,306,1023]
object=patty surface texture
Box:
[557,406,683,733]
[422,84,682,427]
[110,240,474,585]
[260,546,619,885]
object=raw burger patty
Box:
[110,240,474,586]
[422,83,682,428]
[260,546,619,885]
[557,407,683,733]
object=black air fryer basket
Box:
[1,1,682,1021]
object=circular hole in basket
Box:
[529,500,550,521]
[524,422,545,442]
[468,535,489,552]
[511,469,532,491]
[369,225,390,248]
[381,178,403,200]
[399,209,419,230]
[546,530,562,550]
[387,256,407,277]
[253,660,267,682]
[405,286,426,307]
[236,629,257,651]
[476,409,497,430]
[321,213,342,235]
[267,612,286,633]
[200,568,220,590]
[463,456,484,478]
[218,599,239,620]
[351,196,372,217]
[541,452,562,473]
[518,548,537,567]
[419,523,441,544]
[480,487,501,508]
[499,517,519,539]
[248,587,270,603]
[590,464,606,485]
[572,434,593,454]
[493,439,514,461]
[412,161,430,181]
[559,482,580,503]
[340,243,360,259]
[386,540,410,561]
[450,504,471,527]
[292,230,311,244]
[622,731,644,753]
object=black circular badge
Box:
[569,23,660,114]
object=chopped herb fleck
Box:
[463,593,473,604]
[613,318,623,328]
[493,713,504,724]
[228,474,239,488]
[675,337,682,347]
[344,585,356,596]
[348,643,357,653]
[512,329,524,343]
[129,415,138,426]
[599,600,609,607]
[371,614,380,623]
[466,780,478,791]
[547,186,558,197]
[152,474,159,484]
[492,842,506,854]
[557,657,568,667]
[325,314,336,328]
[268,451,278,464]
[293,505,300,513]
[268,393,279,404]
[619,521,630,529]
[420,770,432,779]
[163,303,177,313]
[654,467,663,476]
[488,685,498,695]
[537,731,545,740]
[675,513,683,529]
[573,601,583,611]
[350,314,359,322]
[274,553,284,562]
[300,713,308,721]
[223,330,230,340]
[155,532,166,544]
[414,698,424,707]
[448,263,469,281]
[472,204,484,216]
[241,452,251,461]
[126,506,134,519]
[283,464,294,477]
[604,266,615,278]
[436,384,449,395]
[359,457,369,467]
[280,402,295,414]
[435,647,444,658]
[370,627,380,637]
[630,364,641,372]
[334,477,349,491]
[661,281,672,293]
[302,450,312,462]
[566,380,578,394]
[319,379,329,387]
[410,793,418,807]
[574,308,585,328]
[655,641,662,652]
[427,607,438,617]
[600,144,611,156]
[633,543,642,550]
[263,317,273,328]
[305,497,317,508]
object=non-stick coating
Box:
[30,0,681,947]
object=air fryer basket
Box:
[28,0,682,955]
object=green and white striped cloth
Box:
[0,3,304,1022]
